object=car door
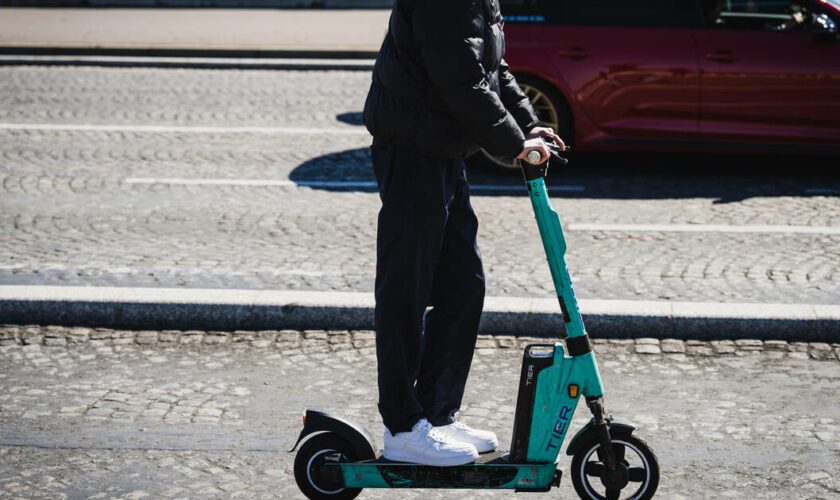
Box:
[694,0,840,147]
[533,0,702,144]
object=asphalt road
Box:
[1,326,838,499]
[1,65,839,306]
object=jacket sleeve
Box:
[412,0,524,158]
[498,59,540,133]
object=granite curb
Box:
[2,285,840,341]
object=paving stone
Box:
[496,336,517,348]
[686,343,713,356]
[303,331,328,341]
[735,339,764,351]
[809,343,836,361]
[636,338,661,345]
[112,331,135,345]
[255,331,278,343]
[44,337,67,347]
[276,330,301,345]
[21,327,43,345]
[810,342,832,352]
[180,331,204,344]
[475,337,497,349]
[711,341,737,355]
[788,342,810,352]
[135,331,159,345]
[159,331,181,343]
[635,344,661,354]
[203,333,228,345]
[232,331,255,343]
[660,339,686,353]
[327,331,351,344]
[763,340,788,351]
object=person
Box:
[363,0,565,467]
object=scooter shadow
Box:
[292,113,840,202]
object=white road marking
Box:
[125,177,297,187]
[0,263,325,277]
[568,223,840,235]
[123,177,585,192]
[0,123,370,135]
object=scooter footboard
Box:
[334,455,559,491]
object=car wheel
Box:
[466,75,573,173]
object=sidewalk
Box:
[2,325,837,498]
[0,8,387,56]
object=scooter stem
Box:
[520,158,586,339]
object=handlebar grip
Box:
[527,150,542,165]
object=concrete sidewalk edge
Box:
[0,53,376,70]
[0,47,379,60]
[2,285,838,341]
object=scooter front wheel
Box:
[570,432,659,500]
[294,432,362,500]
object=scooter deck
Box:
[329,450,560,490]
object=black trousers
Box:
[371,140,486,435]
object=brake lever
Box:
[547,142,570,165]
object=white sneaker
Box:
[383,418,479,466]
[434,421,498,453]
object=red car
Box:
[480,0,840,167]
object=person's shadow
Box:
[289,145,377,191]
[336,112,364,126]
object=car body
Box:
[500,0,840,155]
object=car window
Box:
[537,0,701,28]
[701,0,834,31]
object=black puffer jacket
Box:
[363,0,539,160]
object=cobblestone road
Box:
[1,325,839,498]
[1,66,839,304]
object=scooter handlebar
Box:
[525,140,570,166]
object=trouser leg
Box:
[371,141,454,435]
[416,163,485,427]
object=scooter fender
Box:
[288,409,377,460]
[565,419,635,457]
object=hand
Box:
[516,137,551,165]
[527,126,566,151]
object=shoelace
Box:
[416,420,449,443]
[451,421,469,431]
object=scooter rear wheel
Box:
[294,432,362,500]
[570,432,659,500]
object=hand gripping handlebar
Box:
[526,140,570,166]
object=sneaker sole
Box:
[382,449,479,467]
[475,438,499,454]
[475,444,497,453]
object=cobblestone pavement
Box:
[0,325,839,499]
[1,66,840,304]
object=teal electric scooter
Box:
[291,144,660,499]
